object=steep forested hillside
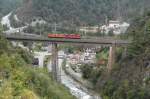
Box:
[95,13,150,99]
[0,0,22,18]
[17,0,150,25]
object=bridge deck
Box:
[4,34,129,46]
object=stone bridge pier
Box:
[51,43,61,82]
[107,44,127,72]
[107,44,116,72]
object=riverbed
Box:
[58,51,100,99]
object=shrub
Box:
[0,81,13,99]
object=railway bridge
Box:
[3,34,130,82]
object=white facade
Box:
[101,20,130,35]
[79,20,129,35]
[79,26,99,33]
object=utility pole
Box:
[84,27,87,37]
[40,24,42,36]
[53,22,59,33]
[144,24,147,41]
[105,15,108,25]
[48,23,59,33]
[54,22,57,33]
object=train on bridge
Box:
[48,34,81,39]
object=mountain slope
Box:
[0,0,22,18]
[16,0,150,25]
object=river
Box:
[58,51,100,99]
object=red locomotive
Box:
[48,34,81,39]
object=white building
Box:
[79,26,99,33]
[79,20,129,35]
[108,20,120,27]
[101,20,130,35]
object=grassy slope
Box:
[0,32,75,99]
